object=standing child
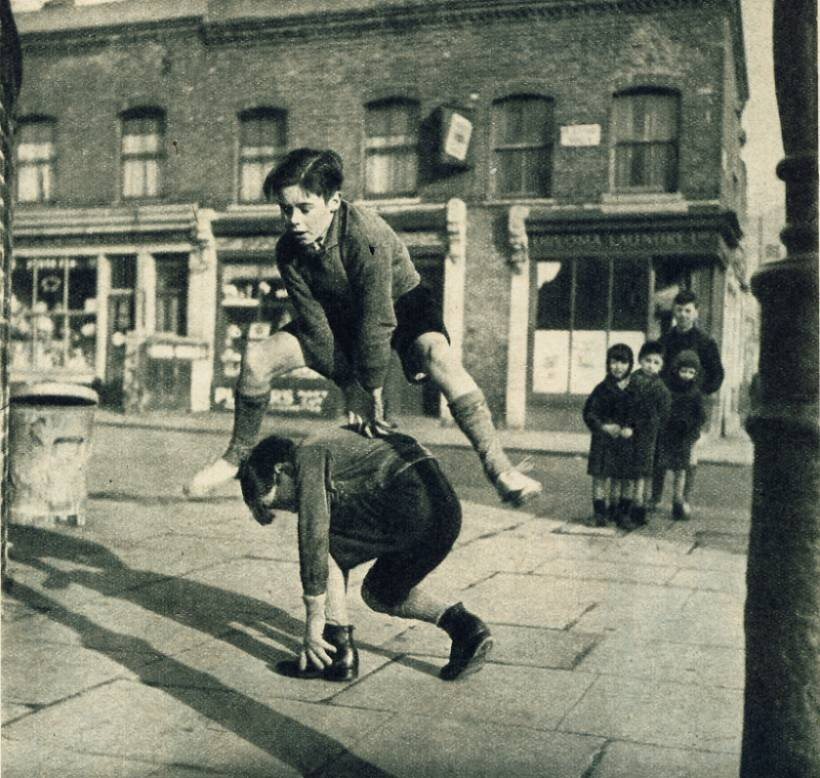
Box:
[582,343,635,528]
[626,341,672,529]
[655,350,707,520]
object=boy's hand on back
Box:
[360,387,397,438]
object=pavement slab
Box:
[560,674,743,753]
[593,740,741,778]
[382,621,601,671]
[319,714,606,778]
[577,634,745,689]
[2,678,396,777]
[331,660,596,731]
[532,556,679,585]
[667,566,747,596]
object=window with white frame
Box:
[492,95,553,197]
[612,89,679,192]
[121,109,164,199]
[16,117,56,203]
[365,98,419,197]
[238,108,287,203]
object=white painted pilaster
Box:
[505,206,531,430]
[188,208,218,413]
[136,250,156,336]
[94,253,110,381]
[439,198,467,420]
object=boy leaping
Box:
[187,148,541,507]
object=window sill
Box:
[600,191,687,213]
[484,197,557,207]
[358,196,423,207]
[226,203,280,215]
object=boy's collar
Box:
[321,200,345,251]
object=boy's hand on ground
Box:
[300,595,336,671]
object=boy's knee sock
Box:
[448,390,512,482]
[225,391,270,465]
[362,583,448,625]
[683,465,697,502]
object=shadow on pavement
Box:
[5,525,450,776]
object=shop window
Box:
[365,98,419,197]
[16,116,56,203]
[155,255,187,335]
[532,257,648,395]
[238,108,287,203]
[492,95,553,197]
[612,89,679,192]
[121,108,164,199]
[9,256,97,377]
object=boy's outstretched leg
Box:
[413,333,542,507]
[185,331,307,497]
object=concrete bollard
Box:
[8,382,99,527]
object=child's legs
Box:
[619,480,634,501]
[592,477,610,501]
[609,479,623,504]
[226,331,309,461]
[410,332,477,400]
[672,470,686,502]
[634,477,649,506]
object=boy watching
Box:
[188,148,541,508]
[652,290,724,510]
[239,427,493,681]
[627,341,671,528]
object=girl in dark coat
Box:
[627,340,672,528]
[582,343,635,528]
[656,350,707,520]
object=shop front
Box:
[506,208,740,432]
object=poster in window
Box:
[532,330,570,394]
[569,330,607,395]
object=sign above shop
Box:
[532,228,718,256]
[560,124,601,147]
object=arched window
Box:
[16,116,56,203]
[491,95,553,197]
[238,108,287,203]
[365,98,419,197]
[120,107,165,199]
[612,88,679,192]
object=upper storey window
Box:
[365,98,419,197]
[16,117,56,203]
[492,95,553,197]
[612,89,679,192]
[239,108,287,203]
[121,108,164,199]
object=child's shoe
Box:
[495,468,542,507]
[630,505,648,527]
[590,499,608,527]
[438,603,493,681]
[672,501,691,521]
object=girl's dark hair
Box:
[606,343,634,374]
[239,436,296,524]
[638,340,664,361]
[263,148,344,201]
[673,289,698,307]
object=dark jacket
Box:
[628,369,672,476]
[277,200,421,390]
[583,375,634,478]
[657,374,707,470]
[292,428,433,596]
[659,326,724,395]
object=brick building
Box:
[11,0,752,433]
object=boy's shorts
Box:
[391,284,450,384]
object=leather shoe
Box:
[438,603,493,681]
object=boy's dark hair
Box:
[638,340,664,361]
[606,342,634,374]
[263,148,344,201]
[673,289,698,307]
[239,436,296,525]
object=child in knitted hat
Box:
[655,349,707,520]
[582,343,636,528]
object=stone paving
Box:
[1,422,750,777]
